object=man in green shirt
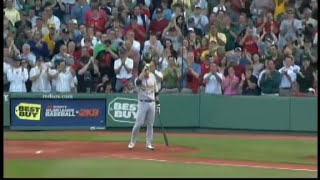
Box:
[259,59,281,95]
[161,56,181,93]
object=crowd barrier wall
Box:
[3,93,317,132]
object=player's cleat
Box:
[146,144,155,150]
[128,143,135,150]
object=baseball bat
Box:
[156,103,169,146]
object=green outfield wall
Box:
[3,93,317,132]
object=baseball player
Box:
[128,64,157,150]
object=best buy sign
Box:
[108,98,138,123]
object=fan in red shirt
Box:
[86,6,107,34]
[239,27,259,54]
[149,8,169,39]
[84,0,107,34]
[256,12,280,35]
[125,15,147,46]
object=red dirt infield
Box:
[4,140,317,172]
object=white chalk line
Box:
[105,155,317,172]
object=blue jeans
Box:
[115,78,133,92]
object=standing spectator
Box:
[185,18,203,37]
[162,18,183,52]
[95,40,118,79]
[71,0,90,25]
[199,55,212,93]
[46,0,66,22]
[203,62,223,95]
[51,45,74,67]
[258,60,281,96]
[67,19,82,45]
[221,14,239,51]
[190,5,208,34]
[42,23,57,55]
[149,8,169,38]
[6,57,29,93]
[50,59,75,93]
[67,41,81,60]
[29,8,39,28]
[86,6,107,34]
[300,38,317,69]
[20,43,37,67]
[223,65,239,96]
[53,28,71,55]
[125,15,147,47]
[32,17,49,36]
[76,56,100,93]
[127,5,150,31]
[252,53,264,78]
[239,67,260,95]
[4,0,21,25]
[205,23,226,47]
[84,0,107,28]
[151,0,172,21]
[278,55,297,96]
[34,0,44,17]
[161,56,181,93]
[29,57,52,92]
[180,51,201,93]
[226,55,246,81]
[142,32,164,59]
[250,0,275,18]
[124,40,141,78]
[278,8,302,50]
[6,36,21,58]
[44,6,61,31]
[157,48,171,72]
[296,56,315,93]
[114,47,134,92]
[239,27,259,55]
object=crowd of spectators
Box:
[3,0,318,97]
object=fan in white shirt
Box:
[29,57,52,92]
[203,62,224,95]
[191,5,209,30]
[114,47,134,92]
[142,33,164,58]
[45,6,61,31]
[279,56,296,91]
[126,30,141,52]
[49,60,75,93]
[6,58,29,93]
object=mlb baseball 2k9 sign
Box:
[11,99,106,129]
[108,97,138,124]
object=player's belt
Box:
[139,99,155,103]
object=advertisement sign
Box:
[108,97,138,124]
[11,99,106,129]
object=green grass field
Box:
[4,131,318,178]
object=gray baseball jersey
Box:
[129,73,157,146]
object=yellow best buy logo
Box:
[15,103,41,121]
